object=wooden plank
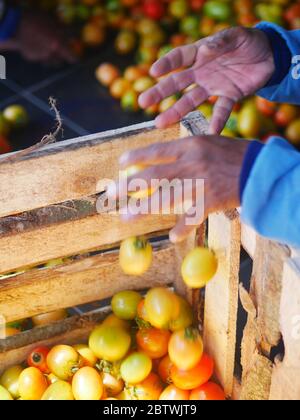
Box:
[269,258,300,400]
[0,213,176,274]
[241,223,257,259]
[0,310,110,373]
[0,122,180,218]
[0,243,176,323]
[204,210,241,397]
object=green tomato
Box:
[89,325,131,362]
[169,0,190,19]
[120,352,152,384]
[3,105,29,129]
[255,4,283,24]
[180,15,200,37]
[158,44,173,59]
[112,291,142,321]
[225,111,239,134]
[203,1,232,22]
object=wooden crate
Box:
[0,112,299,400]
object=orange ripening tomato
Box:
[171,353,214,390]
[159,384,190,400]
[274,104,299,127]
[129,372,163,400]
[158,355,173,384]
[27,346,50,374]
[255,97,277,117]
[18,367,48,400]
[190,382,226,401]
[168,327,203,370]
[136,328,171,359]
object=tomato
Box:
[124,65,148,82]
[198,103,213,120]
[82,22,106,46]
[137,46,159,65]
[143,0,165,21]
[190,0,205,12]
[121,164,156,199]
[47,373,59,384]
[27,346,50,374]
[0,365,23,399]
[158,355,173,384]
[120,352,152,384]
[169,297,193,332]
[168,327,203,370]
[72,367,103,400]
[18,367,48,400]
[203,1,231,22]
[285,119,300,145]
[136,299,151,325]
[159,96,178,114]
[3,105,28,129]
[4,327,20,337]
[95,63,120,87]
[136,328,171,359]
[89,325,131,362]
[255,3,283,25]
[101,313,131,332]
[181,247,218,289]
[159,384,190,400]
[31,309,68,327]
[133,76,155,94]
[110,78,132,99]
[0,114,10,136]
[128,372,163,400]
[121,89,140,112]
[73,344,98,367]
[0,384,13,400]
[180,15,200,38]
[169,0,189,19]
[170,33,187,48]
[145,287,180,329]
[275,104,299,127]
[42,381,74,400]
[119,237,153,276]
[255,97,277,117]
[0,135,12,154]
[285,4,300,23]
[234,0,253,15]
[112,290,142,320]
[47,345,81,381]
[190,382,226,400]
[101,372,124,396]
[171,353,214,390]
[115,30,136,55]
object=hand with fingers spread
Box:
[139,27,275,134]
[107,135,249,244]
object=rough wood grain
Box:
[0,243,176,323]
[204,210,241,397]
[0,122,180,218]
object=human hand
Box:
[139,27,275,134]
[0,11,76,65]
[107,135,249,243]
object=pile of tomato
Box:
[0,287,224,400]
[0,105,29,155]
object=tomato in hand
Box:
[46,345,81,381]
[119,237,153,276]
[168,327,203,370]
[158,355,173,384]
[89,325,131,362]
[72,367,103,401]
[144,287,180,329]
[27,346,50,374]
[136,328,171,359]
[171,353,214,390]
[112,290,142,320]
[42,381,74,400]
[18,367,48,400]
[120,352,152,384]
[190,382,226,400]
[159,384,190,400]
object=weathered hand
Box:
[107,135,249,243]
[139,27,275,134]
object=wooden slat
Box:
[204,210,241,397]
[0,310,110,372]
[0,122,180,218]
[0,243,176,323]
[241,223,257,259]
[269,258,300,400]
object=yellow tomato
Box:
[0,365,23,399]
[31,309,68,327]
[74,344,98,367]
[18,367,48,400]
[72,367,103,401]
[121,164,155,199]
[159,96,178,114]
[133,76,155,94]
[119,237,153,276]
[181,247,218,289]
[89,325,131,362]
[169,296,193,332]
[110,78,132,99]
[101,314,131,332]
[0,384,13,400]
[42,381,74,400]
[144,287,180,329]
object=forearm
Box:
[240,137,300,248]
[257,22,300,104]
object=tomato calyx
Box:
[96,360,114,374]
[184,326,199,341]
[134,237,148,250]
[135,316,152,330]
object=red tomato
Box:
[190,0,205,12]
[158,355,173,384]
[190,382,226,401]
[274,104,299,127]
[285,4,300,23]
[136,328,171,359]
[171,353,214,390]
[160,384,190,400]
[27,346,50,374]
[255,97,277,117]
[143,0,165,20]
[0,135,12,154]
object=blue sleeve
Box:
[241,137,300,248]
[257,22,300,105]
[0,3,21,41]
